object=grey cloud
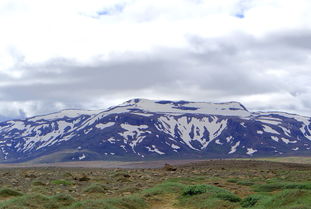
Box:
[271,30,311,50]
[1,29,311,117]
[0,115,13,122]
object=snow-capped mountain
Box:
[0,99,310,162]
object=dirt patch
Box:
[150,194,180,209]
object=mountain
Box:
[0,99,310,163]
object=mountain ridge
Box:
[0,99,310,163]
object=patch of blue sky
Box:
[234,0,252,19]
[97,10,110,16]
[235,13,245,18]
[96,4,125,16]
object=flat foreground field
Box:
[0,159,311,208]
[253,156,311,165]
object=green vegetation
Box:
[0,159,310,209]
[0,193,146,209]
[83,183,107,193]
[254,182,311,192]
[240,194,266,208]
[182,184,228,196]
[66,195,147,209]
[0,188,22,197]
[32,180,46,186]
[50,194,75,207]
[166,176,206,184]
[3,180,311,209]
[227,178,256,186]
[227,178,239,183]
[216,193,241,203]
[0,193,59,209]
[51,179,72,186]
[179,184,241,208]
[243,190,311,209]
[0,177,310,209]
[236,180,255,186]
[141,182,186,197]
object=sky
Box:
[0,0,311,120]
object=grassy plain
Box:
[0,159,310,208]
[253,156,311,164]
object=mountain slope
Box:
[0,99,310,162]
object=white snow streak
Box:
[228,141,240,154]
[246,148,257,155]
[96,122,115,130]
[263,125,279,135]
[146,145,165,155]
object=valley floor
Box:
[0,159,310,208]
[252,156,311,165]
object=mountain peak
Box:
[118,98,250,117]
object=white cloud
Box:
[0,0,307,65]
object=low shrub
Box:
[216,193,241,202]
[83,184,107,193]
[227,178,239,183]
[142,182,186,197]
[166,176,206,184]
[241,195,261,207]
[51,179,72,186]
[254,182,311,192]
[182,184,227,196]
[50,193,75,206]
[237,180,255,186]
[258,190,311,209]
[0,193,58,209]
[0,188,22,197]
[67,195,146,209]
[32,180,46,186]
[183,184,211,196]
[179,184,241,209]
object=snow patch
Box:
[228,141,240,154]
[107,137,116,144]
[157,116,227,151]
[119,124,150,153]
[281,138,297,144]
[271,136,279,142]
[246,148,257,155]
[171,144,180,149]
[78,154,86,160]
[226,136,233,142]
[280,126,291,137]
[120,145,127,151]
[215,139,223,145]
[146,145,165,155]
[132,113,154,117]
[258,119,281,125]
[96,122,115,130]
[263,125,279,135]
[113,99,251,117]
[29,109,100,122]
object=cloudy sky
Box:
[0,0,311,120]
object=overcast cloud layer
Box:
[1,0,311,119]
